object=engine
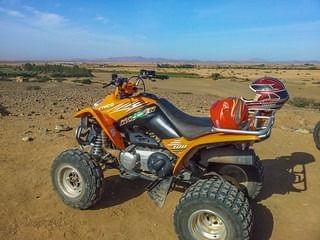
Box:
[119,146,174,178]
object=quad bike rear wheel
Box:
[313,121,320,150]
[174,176,252,240]
[210,158,263,199]
[221,160,263,199]
[51,149,103,209]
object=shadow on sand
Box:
[91,152,315,240]
[258,151,315,201]
[91,175,148,210]
[251,151,315,240]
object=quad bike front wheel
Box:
[51,149,104,209]
[313,121,320,150]
[174,176,252,240]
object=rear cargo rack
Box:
[211,111,275,139]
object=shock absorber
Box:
[91,131,103,159]
[101,131,109,148]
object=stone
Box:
[54,124,73,133]
[295,128,310,134]
[22,136,33,142]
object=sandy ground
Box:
[0,72,320,240]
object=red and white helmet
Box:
[242,77,289,110]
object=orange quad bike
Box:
[51,70,288,240]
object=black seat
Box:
[157,98,213,139]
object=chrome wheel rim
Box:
[188,209,227,240]
[57,164,83,198]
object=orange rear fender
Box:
[163,133,260,175]
[74,108,125,150]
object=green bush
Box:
[155,74,169,80]
[0,68,36,78]
[1,63,93,79]
[100,69,199,78]
[157,64,196,69]
[22,63,93,77]
[211,73,223,80]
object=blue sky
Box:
[0,0,319,61]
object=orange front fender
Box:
[74,108,125,150]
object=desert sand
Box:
[0,66,320,240]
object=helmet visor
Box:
[250,84,272,92]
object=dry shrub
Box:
[289,97,320,109]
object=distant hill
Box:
[69,56,320,65]
[70,56,191,63]
[1,56,320,65]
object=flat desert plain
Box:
[0,64,320,240]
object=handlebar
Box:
[103,69,169,89]
[103,76,129,88]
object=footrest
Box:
[147,177,173,208]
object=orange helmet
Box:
[210,97,249,130]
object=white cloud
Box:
[36,11,65,26]
[0,6,24,17]
[0,5,154,60]
[23,6,65,27]
[94,15,109,24]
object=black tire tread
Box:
[313,121,320,150]
[51,149,103,209]
[249,156,264,199]
[174,176,252,240]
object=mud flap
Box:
[147,177,173,208]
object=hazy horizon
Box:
[0,0,320,61]
[1,56,320,63]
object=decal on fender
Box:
[119,106,156,126]
[109,101,146,114]
[168,139,188,153]
[98,103,115,111]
